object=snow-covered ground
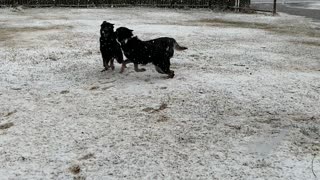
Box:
[0,7,319,179]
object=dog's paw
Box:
[120,66,126,73]
[167,71,175,78]
[135,68,146,72]
[101,68,107,72]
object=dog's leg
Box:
[120,63,126,73]
[155,60,174,78]
[101,60,108,72]
[120,59,131,73]
[155,66,165,74]
[100,51,110,72]
[110,59,115,70]
[155,65,174,78]
[134,63,146,72]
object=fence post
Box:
[273,0,277,15]
[170,0,175,8]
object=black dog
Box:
[99,21,123,72]
[115,27,187,78]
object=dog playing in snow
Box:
[99,21,123,72]
[115,27,187,78]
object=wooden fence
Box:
[0,0,250,8]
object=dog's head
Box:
[115,27,134,43]
[100,21,115,38]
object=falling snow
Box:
[0,7,320,179]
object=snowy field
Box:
[0,7,320,179]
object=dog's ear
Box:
[101,21,114,25]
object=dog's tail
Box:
[174,40,188,51]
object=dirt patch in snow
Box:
[68,164,81,174]
[291,40,320,47]
[0,25,72,37]
[0,122,14,130]
[187,18,320,38]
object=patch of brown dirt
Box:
[0,122,14,130]
[0,25,73,43]
[69,164,81,175]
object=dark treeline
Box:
[0,0,250,9]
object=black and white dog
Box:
[99,21,123,72]
[115,27,187,78]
